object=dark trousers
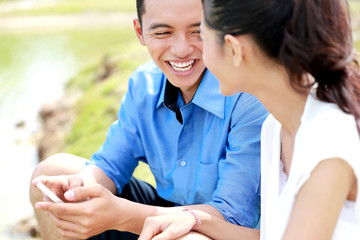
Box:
[88,177,174,240]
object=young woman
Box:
[138,0,360,239]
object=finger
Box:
[138,226,156,240]
[43,195,54,203]
[64,184,104,202]
[33,177,66,203]
[48,212,88,239]
[33,175,62,186]
[139,217,163,240]
[32,175,53,187]
[48,211,84,235]
[68,175,83,190]
[35,201,55,210]
[138,229,158,240]
[33,175,68,196]
[35,201,74,217]
[35,201,74,215]
[58,228,86,240]
[40,198,98,222]
[61,176,84,203]
[47,206,94,239]
[152,229,175,240]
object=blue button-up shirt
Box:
[89,61,268,227]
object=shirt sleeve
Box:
[207,93,268,227]
[88,76,146,194]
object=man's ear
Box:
[224,34,242,68]
[133,18,146,46]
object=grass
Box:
[61,26,155,185]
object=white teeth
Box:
[169,60,195,71]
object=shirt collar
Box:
[193,69,225,119]
[156,74,168,109]
[156,69,225,119]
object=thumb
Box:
[138,225,158,240]
[152,230,171,240]
[67,175,84,190]
[64,184,104,202]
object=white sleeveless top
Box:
[260,94,360,240]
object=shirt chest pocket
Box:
[194,162,219,202]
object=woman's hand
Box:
[138,210,197,240]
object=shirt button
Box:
[180,160,187,167]
[180,199,186,205]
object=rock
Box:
[15,120,26,129]
[10,214,40,239]
[96,54,118,82]
[37,91,81,161]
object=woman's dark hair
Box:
[202,0,360,132]
[136,0,145,26]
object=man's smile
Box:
[168,60,196,72]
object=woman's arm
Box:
[283,158,357,240]
[196,210,260,240]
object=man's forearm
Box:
[111,200,178,234]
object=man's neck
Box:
[179,70,205,104]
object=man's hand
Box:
[32,175,84,203]
[34,184,128,239]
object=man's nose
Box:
[170,34,194,58]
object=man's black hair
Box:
[136,0,145,27]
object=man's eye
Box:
[155,32,170,36]
[192,30,200,35]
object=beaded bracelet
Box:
[182,208,201,231]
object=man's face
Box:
[134,0,204,96]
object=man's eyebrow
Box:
[190,22,201,28]
[148,22,201,31]
[148,23,173,30]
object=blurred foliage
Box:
[351,0,360,51]
[0,0,135,16]
[63,26,154,185]
[0,0,154,186]
[350,0,360,13]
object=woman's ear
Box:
[133,18,146,46]
[224,34,243,68]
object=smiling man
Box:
[30,0,268,239]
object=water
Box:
[0,32,77,239]
[0,34,76,124]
